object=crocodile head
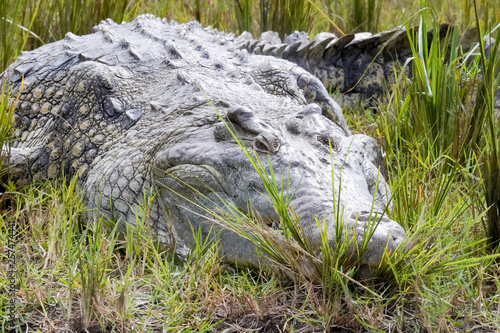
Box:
[2,15,406,272]
[154,99,404,269]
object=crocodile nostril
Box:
[285,118,301,135]
[317,131,341,151]
[272,138,280,150]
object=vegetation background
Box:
[1,0,500,332]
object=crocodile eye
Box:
[252,133,281,154]
[254,139,267,150]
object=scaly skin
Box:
[1,14,405,270]
[236,24,455,107]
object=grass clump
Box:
[472,2,500,250]
[1,178,344,332]
[0,79,19,173]
[0,0,39,71]
[377,6,500,250]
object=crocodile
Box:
[1,14,406,272]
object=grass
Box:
[0,80,18,173]
[2,0,500,332]
[472,5,500,250]
[2,0,500,72]
[3,177,497,331]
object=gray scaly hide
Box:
[1,15,405,271]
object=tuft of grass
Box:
[0,177,247,331]
[232,0,254,34]
[472,2,500,249]
[259,0,314,38]
[77,220,119,328]
[0,0,140,73]
[29,0,141,49]
[0,0,40,72]
[376,6,500,251]
[0,79,20,174]
[387,15,487,165]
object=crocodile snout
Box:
[341,211,407,268]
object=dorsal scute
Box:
[93,17,118,33]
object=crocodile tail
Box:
[237,24,483,108]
